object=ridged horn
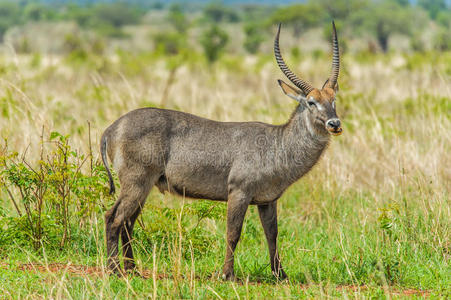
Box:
[274,23,314,95]
[328,21,340,89]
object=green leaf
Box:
[50,131,62,141]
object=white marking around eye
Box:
[309,97,324,111]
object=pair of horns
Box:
[274,22,340,95]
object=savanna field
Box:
[0,1,450,299]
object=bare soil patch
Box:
[15,262,168,279]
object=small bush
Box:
[433,27,451,51]
[153,31,187,56]
[200,25,228,63]
[243,23,264,54]
[0,131,111,251]
[168,4,189,34]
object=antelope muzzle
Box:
[326,118,342,136]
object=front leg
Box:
[222,189,251,281]
[258,201,287,280]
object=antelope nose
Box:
[326,118,341,129]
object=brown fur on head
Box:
[275,21,342,136]
[278,81,342,136]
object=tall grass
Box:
[0,49,449,298]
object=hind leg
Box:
[105,167,157,274]
[105,202,121,273]
[121,207,142,272]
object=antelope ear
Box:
[277,79,305,102]
[322,78,339,92]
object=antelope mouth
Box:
[328,127,343,136]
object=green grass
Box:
[0,49,450,298]
[1,182,449,298]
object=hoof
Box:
[273,269,288,281]
[222,271,236,281]
[125,268,144,278]
[124,263,136,274]
[107,259,122,276]
[107,267,124,277]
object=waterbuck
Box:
[101,22,342,280]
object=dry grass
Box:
[0,49,449,298]
[0,51,449,196]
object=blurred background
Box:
[0,0,450,143]
[0,1,449,297]
[1,0,450,180]
[2,0,451,55]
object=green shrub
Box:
[203,2,240,23]
[0,131,111,251]
[243,23,264,54]
[434,27,451,51]
[200,25,228,63]
[0,1,21,42]
[153,31,187,56]
[168,4,189,34]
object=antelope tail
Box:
[101,135,116,195]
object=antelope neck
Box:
[279,106,330,172]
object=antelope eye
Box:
[308,100,316,107]
[332,101,336,109]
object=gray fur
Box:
[101,100,340,279]
[101,23,342,280]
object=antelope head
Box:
[275,21,342,136]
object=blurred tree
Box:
[200,24,228,63]
[150,1,164,10]
[63,32,85,54]
[436,10,451,27]
[393,0,410,6]
[322,21,348,53]
[241,4,274,23]
[243,22,264,54]
[203,1,240,23]
[418,0,446,19]
[434,7,451,51]
[434,27,451,51]
[154,32,189,107]
[64,2,143,37]
[64,4,93,27]
[154,32,186,56]
[0,1,21,42]
[269,2,325,36]
[317,0,370,20]
[410,32,426,52]
[349,0,427,52]
[168,4,189,34]
[92,3,142,28]
[23,2,56,22]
